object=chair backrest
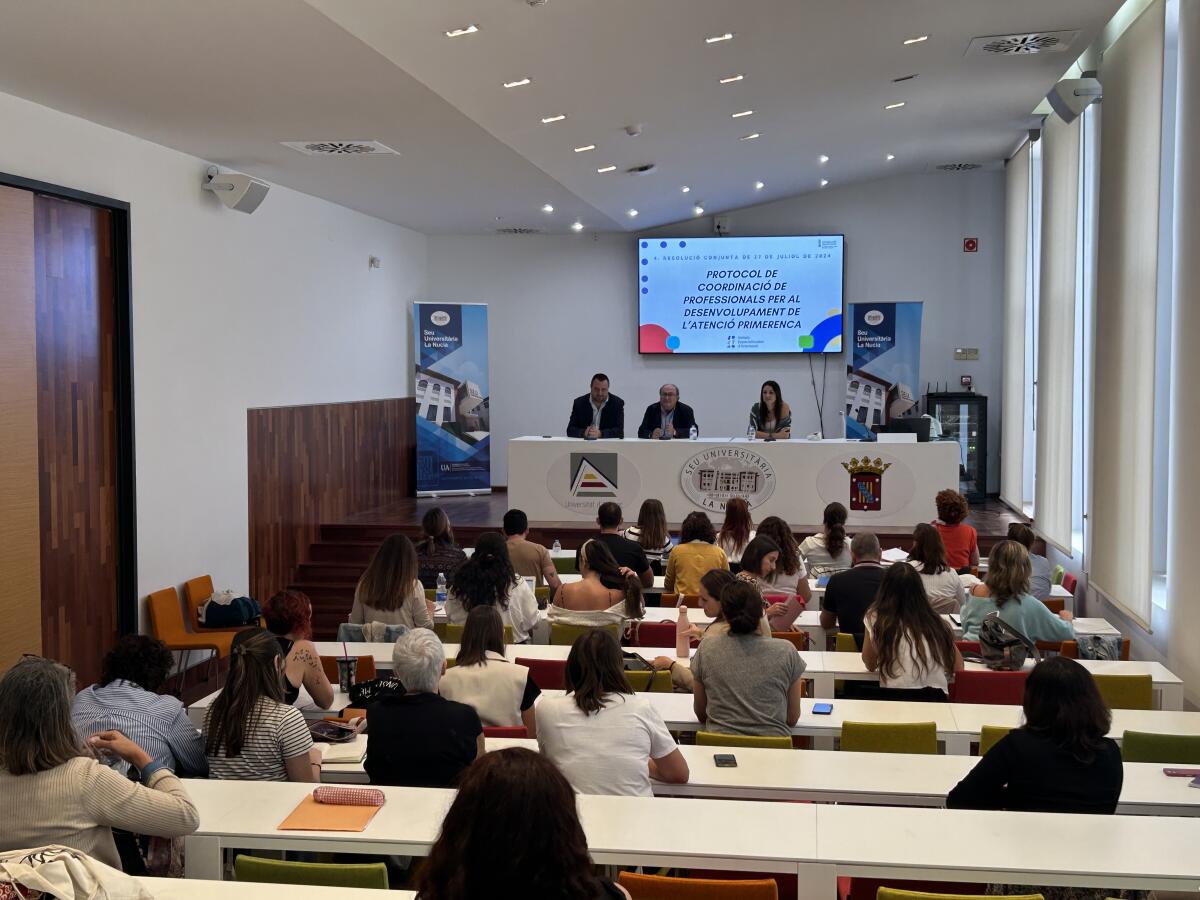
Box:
[1058,639,1131,661]
[696,730,792,750]
[772,631,807,651]
[678,594,703,608]
[535,585,551,602]
[949,670,1028,705]
[425,588,436,602]
[1092,673,1153,710]
[839,721,938,754]
[183,575,216,630]
[632,620,678,648]
[552,556,578,575]
[444,622,513,644]
[516,657,567,690]
[482,725,529,739]
[146,587,188,642]
[625,670,673,692]
[1051,564,1065,585]
[319,655,377,683]
[978,725,1013,755]
[1121,730,1200,764]
[834,632,858,653]
[1061,572,1078,595]
[1039,597,1065,614]
[549,621,620,645]
[234,854,388,890]
[619,871,779,899]
[878,889,1040,900]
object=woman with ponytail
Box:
[799,502,852,576]
[549,540,645,633]
[446,532,540,644]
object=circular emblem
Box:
[864,309,885,326]
[680,447,776,512]
[430,310,451,326]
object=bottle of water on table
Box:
[552,539,562,554]
[689,424,698,441]
[746,423,756,441]
[435,572,447,605]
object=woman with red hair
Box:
[262,590,334,709]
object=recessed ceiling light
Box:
[903,35,929,45]
[445,25,479,37]
[627,209,639,218]
[693,204,705,216]
[597,165,617,173]
[541,114,567,124]
[739,132,760,141]
[819,154,830,164]
[731,109,754,118]
[574,144,596,153]
[884,102,907,110]
[886,154,896,161]
[681,185,691,193]
[719,74,744,84]
[820,179,829,187]
[705,32,734,44]
[754,181,765,190]
[571,221,584,232]
[503,78,531,88]
[541,204,554,213]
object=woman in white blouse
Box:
[907,523,967,614]
[716,497,755,564]
[798,502,852,576]
[445,532,540,644]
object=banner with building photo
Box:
[844,302,924,440]
[413,302,491,495]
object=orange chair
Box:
[482,726,528,738]
[319,655,377,682]
[184,575,262,632]
[145,586,237,692]
[619,872,778,899]
[324,707,366,724]
[772,631,808,651]
[1059,639,1131,661]
[1040,598,1065,615]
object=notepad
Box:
[321,739,367,764]
[881,547,910,563]
[277,795,381,832]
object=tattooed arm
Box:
[293,641,335,709]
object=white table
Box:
[507,436,960,526]
[790,607,1107,647]
[136,878,414,900]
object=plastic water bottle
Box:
[746,424,756,441]
[689,424,698,441]
[552,539,562,554]
[435,572,447,605]
[675,603,691,658]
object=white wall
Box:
[427,171,1005,493]
[0,90,427,623]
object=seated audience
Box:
[934,489,979,570]
[204,629,320,782]
[799,502,852,576]
[440,606,540,736]
[366,629,483,788]
[1007,522,1054,600]
[415,748,632,899]
[72,635,207,778]
[592,501,654,587]
[908,522,966,614]
[758,515,811,597]
[692,581,806,736]
[0,656,199,870]
[738,527,812,631]
[351,533,433,629]
[664,512,729,596]
[416,507,468,589]
[550,539,645,632]
[446,531,540,644]
[621,498,674,564]
[263,590,334,709]
[503,508,562,597]
[960,540,1074,643]
[820,532,886,650]
[715,497,755,564]
[537,630,688,796]
[861,563,962,701]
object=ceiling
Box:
[0,0,1122,234]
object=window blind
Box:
[1001,143,1030,511]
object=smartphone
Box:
[309,721,357,743]
[816,575,831,589]
[714,754,738,768]
[1163,767,1200,777]
[812,703,834,715]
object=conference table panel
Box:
[507,436,960,525]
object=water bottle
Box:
[552,539,562,554]
[435,572,447,605]
[689,424,698,441]
[675,603,691,658]
[746,424,756,441]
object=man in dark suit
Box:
[637,383,698,439]
[567,373,624,438]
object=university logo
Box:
[842,456,892,512]
[570,454,618,497]
[680,447,776,511]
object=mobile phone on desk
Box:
[816,575,831,588]
[714,754,738,767]
[1192,777,1200,789]
[812,702,834,715]
[1163,767,1200,777]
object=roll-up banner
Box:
[413,302,491,496]
[844,302,924,440]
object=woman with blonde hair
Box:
[960,541,1074,643]
[351,533,433,629]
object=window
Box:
[1022,137,1043,515]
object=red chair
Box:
[1062,572,1078,595]
[949,669,1028,705]
[631,620,678,648]
[516,657,567,690]
[482,726,528,738]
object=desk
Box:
[136,878,415,900]
[791,608,1107,647]
[507,436,959,526]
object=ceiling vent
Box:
[626,163,657,176]
[937,163,983,172]
[281,141,400,156]
[966,30,1079,56]
[495,227,543,235]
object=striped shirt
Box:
[203,696,313,781]
[72,680,208,777]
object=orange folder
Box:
[277,795,381,832]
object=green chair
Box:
[443,622,512,644]
[425,588,437,602]
[1121,730,1200,764]
[697,730,792,750]
[878,890,1041,900]
[535,585,551,603]
[1092,674,1153,710]
[840,721,938,755]
[552,556,578,575]
[433,621,448,640]
[626,669,673,692]
[234,855,388,890]
[979,725,1013,755]
[834,632,858,653]
[1051,564,1065,586]
[550,621,620,645]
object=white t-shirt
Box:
[445,579,540,643]
[798,534,852,576]
[717,529,756,564]
[910,563,966,614]
[536,692,677,796]
[862,612,951,692]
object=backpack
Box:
[198,590,261,628]
[978,611,1040,671]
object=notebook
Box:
[277,795,381,832]
[321,736,367,764]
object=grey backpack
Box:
[978,611,1040,671]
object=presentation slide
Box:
[638,235,844,354]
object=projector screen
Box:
[638,235,844,354]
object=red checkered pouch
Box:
[312,787,385,807]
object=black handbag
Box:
[978,611,1040,671]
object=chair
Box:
[319,655,377,683]
[877,889,1038,900]
[1120,730,1200,764]
[619,871,778,900]
[233,854,388,890]
[323,706,366,724]
[550,622,620,645]
[1061,572,1078,595]
[184,575,260,631]
[626,670,673,692]
[840,721,938,755]
[516,657,567,690]
[677,593,704,608]
[552,556,578,575]
[1059,639,1131,661]
[482,725,528,739]
[955,641,981,655]
[697,731,792,750]
[1039,598,1065,614]
[772,631,808,651]
[1092,674,1153,710]
[834,632,858,653]
[145,586,236,692]
[949,670,1028,705]
[632,620,678,648]
[443,622,513,644]
[535,585,551,603]
[1051,565,1065,586]
[978,725,1012,755]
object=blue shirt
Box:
[960,592,1075,644]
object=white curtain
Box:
[1000,143,1030,511]
[1090,0,1165,629]
[1033,115,1080,553]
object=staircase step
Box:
[307,542,381,563]
[296,562,364,583]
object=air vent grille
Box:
[281,141,400,156]
[626,163,657,176]
[495,227,543,235]
[937,163,983,172]
[966,31,1079,56]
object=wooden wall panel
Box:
[0,187,41,672]
[34,196,119,686]
[248,398,414,604]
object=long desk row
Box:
[180,778,1200,898]
[138,878,415,900]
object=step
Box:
[295,562,364,583]
[307,542,381,563]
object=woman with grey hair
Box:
[364,629,483,788]
[0,656,199,869]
